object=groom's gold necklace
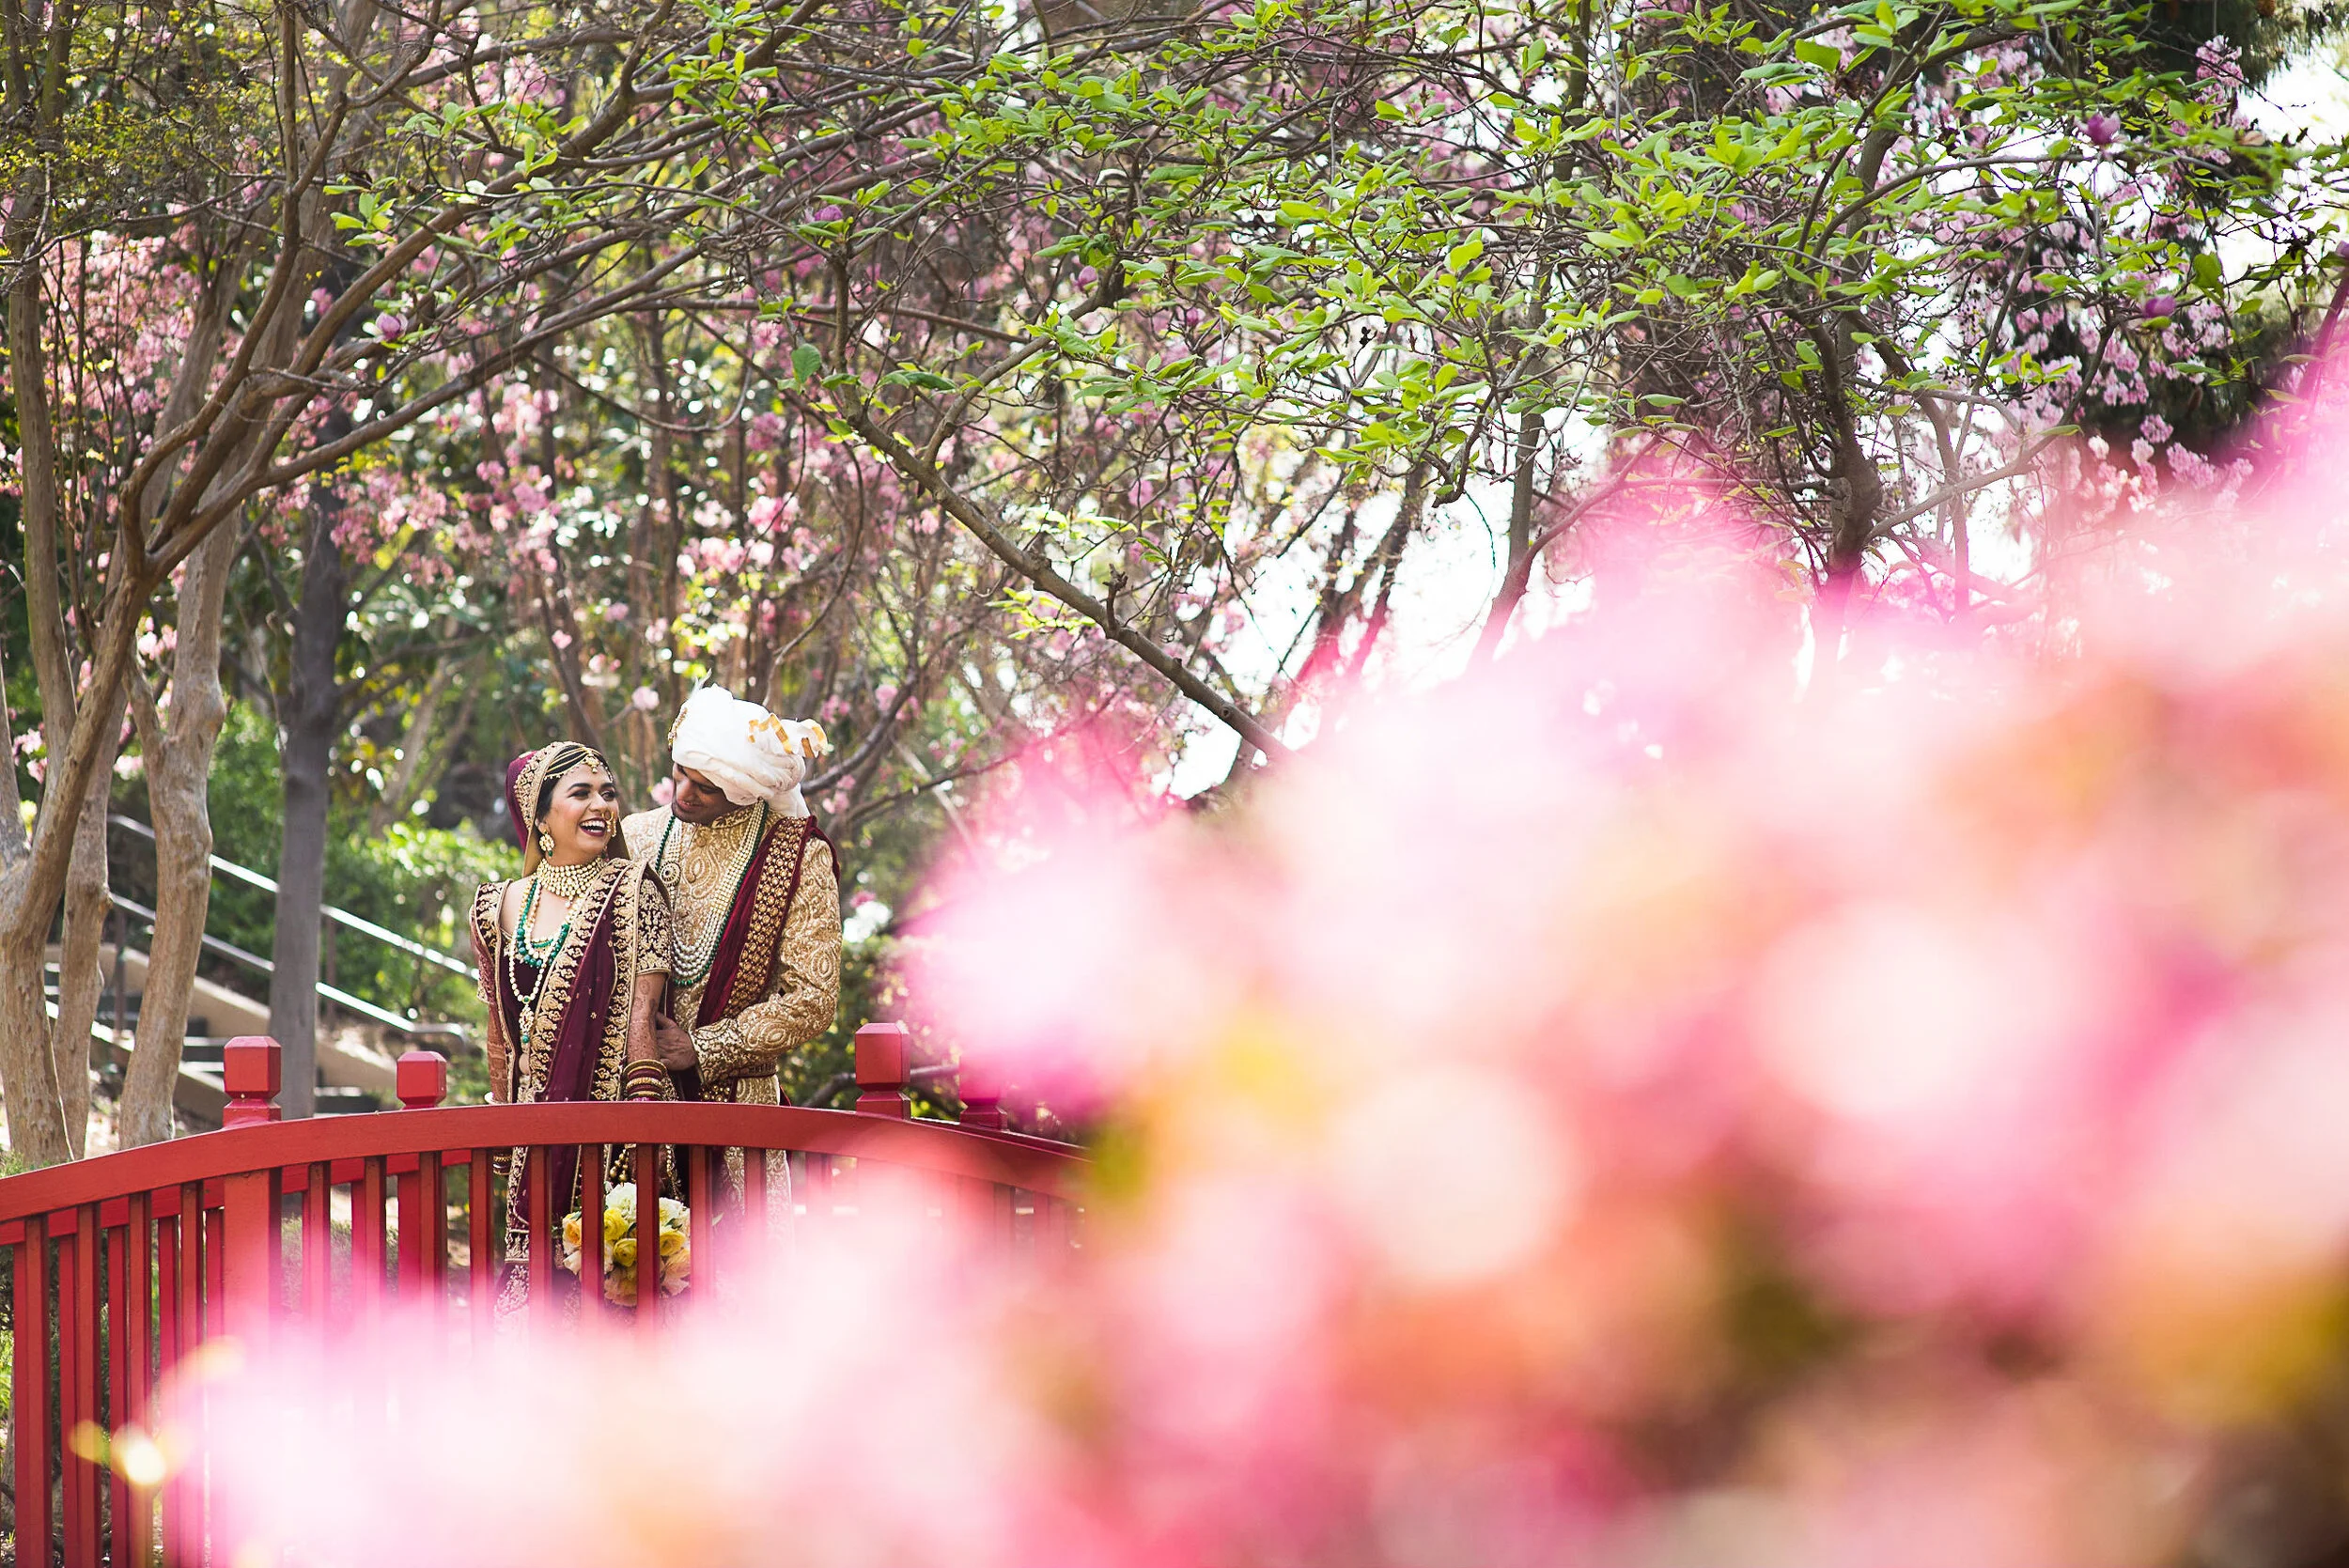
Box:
[657,802,768,990]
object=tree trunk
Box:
[124,760,210,1146]
[0,642,65,1163]
[121,520,238,1148]
[1471,410,1545,664]
[268,503,347,1121]
[53,719,124,1158]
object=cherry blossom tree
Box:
[0,0,972,1159]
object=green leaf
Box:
[1794,38,1842,70]
[791,343,823,380]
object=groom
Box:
[628,687,841,1104]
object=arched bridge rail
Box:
[0,1030,1084,1568]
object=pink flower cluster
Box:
[163,383,2349,1568]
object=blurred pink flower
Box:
[166,360,2349,1568]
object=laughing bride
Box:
[467,740,676,1303]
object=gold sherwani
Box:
[621,801,841,1102]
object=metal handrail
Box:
[101,890,465,1043]
[108,814,475,978]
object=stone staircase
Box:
[55,943,405,1128]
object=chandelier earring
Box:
[537,829,555,856]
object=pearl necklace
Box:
[507,860,604,1052]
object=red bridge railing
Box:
[0,1026,1083,1568]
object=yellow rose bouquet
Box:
[557,1181,691,1305]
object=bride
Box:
[468,741,675,1293]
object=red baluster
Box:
[581,1146,606,1316]
[354,1157,388,1337]
[169,1185,202,1566]
[686,1146,716,1301]
[203,1206,224,1337]
[740,1146,770,1275]
[396,1049,449,1109]
[803,1153,832,1235]
[632,1141,660,1331]
[303,1162,332,1321]
[854,1021,911,1119]
[526,1147,554,1330]
[220,1035,282,1129]
[106,1206,132,1564]
[62,1204,99,1566]
[156,1208,182,1568]
[469,1148,496,1344]
[14,1215,50,1568]
[957,1053,1005,1132]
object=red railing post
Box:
[218,1037,284,1346]
[396,1049,449,1110]
[957,1054,1005,1132]
[855,1022,911,1118]
[397,1149,446,1315]
[395,1050,453,1315]
[220,1034,282,1129]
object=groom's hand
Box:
[652,1013,699,1072]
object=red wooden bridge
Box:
[0,1025,1084,1567]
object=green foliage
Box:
[754,0,2349,636]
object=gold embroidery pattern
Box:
[725,816,814,1017]
[488,860,640,1281]
[589,863,639,1106]
[635,876,674,977]
[691,841,841,1094]
[469,881,512,1102]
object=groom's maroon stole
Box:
[677,814,836,1100]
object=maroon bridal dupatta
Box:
[488,890,621,1223]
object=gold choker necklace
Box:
[534,857,602,899]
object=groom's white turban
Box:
[669,686,831,818]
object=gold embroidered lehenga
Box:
[470,747,674,1304]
